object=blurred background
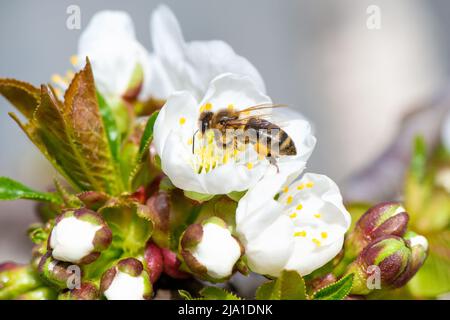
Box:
[0,0,449,262]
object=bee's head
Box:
[199,111,214,134]
[211,110,238,131]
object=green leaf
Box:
[410,135,427,182]
[139,111,159,161]
[312,273,354,300]
[184,190,215,203]
[126,111,159,188]
[407,231,450,298]
[0,177,61,204]
[200,287,242,300]
[0,78,40,119]
[97,90,120,162]
[178,290,194,300]
[7,60,123,195]
[256,270,306,300]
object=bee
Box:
[193,104,297,169]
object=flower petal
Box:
[78,11,152,100]
[150,5,265,100]
[198,73,271,113]
[244,215,295,277]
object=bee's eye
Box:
[219,120,226,125]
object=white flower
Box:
[191,222,242,279]
[77,11,153,102]
[153,73,316,195]
[49,209,112,264]
[236,171,351,277]
[148,5,265,100]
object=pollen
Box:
[297,184,305,190]
[321,232,328,239]
[66,70,75,79]
[187,138,193,145]
[289,212,297,219]
[294,231,307,237]
[246,162,253,170]
[287,196,293,204]
[283,186,289,193]
[312,238,321,247]
[179,117,186,125]
[227,104,234,111]
[53,88,62,97]
[51,74,64,85]
[70,55,79,66]
[306,182,314,188]
[314,213,322,219]
[296,204,303,210]
[199,103,210,112]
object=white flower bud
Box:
[192,222,242,279]
[101,258,152,300]
[49,209,112,264]
[180,218,243,280]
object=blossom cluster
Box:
[0,5,428,300]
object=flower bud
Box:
[38,253,79,290]
[49,208,112,264]
[145,191,170,247]
[77,191,110,210]
[180,217,243,281]
[345,235,421,295]
[144,242,164,284]
[391,231,428,288]
[58,282,100,300]
[345,202,409,259]
[160,248,190,279]
[100,258,152,300]
[0,263,42,299]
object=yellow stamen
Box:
[294,231,307,237]
[289,213,297,219]
[187,138,193,145]
[296,204,303,210]
[53,88,62,97]
[66,70,75,79]
[321,232,328,239]
[283,186,289,193]
[246,162,253,170]
[204,102,212,111]
[70,55,79,66]
[51,74,64,85]
[312,238,321,246]
[227,104,234,111]
[287,196,293,204]
[179,117,186,125]
[306,182,314,188]
[297,184,305,190]
[314,213,322,219]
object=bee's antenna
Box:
[192,129,199,154]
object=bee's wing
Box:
[235,103,287,115]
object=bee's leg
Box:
[268,155,279,173]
